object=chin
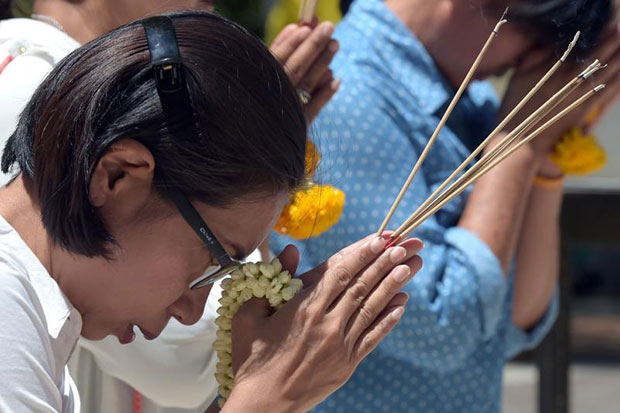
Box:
[79,320,114,341]
[79,329,108,341]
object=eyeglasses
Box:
[169,188,242,289]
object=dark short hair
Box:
[2,11,307,257]
[504,0,616,61]
[0,0,10,19]
[340,0,354,15]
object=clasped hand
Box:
[224,235,423,412]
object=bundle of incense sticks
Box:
[378,9,606,247]
[299,0,319,24]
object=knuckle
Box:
[331,265,354,289]
[356,305,376,327]
[283,64,296,79]
[301,293,324,322]
[376,252,396,274]
[347,278,371,306]
[359,333,378,353]
[356,248,370,267]
[325,323,342,341]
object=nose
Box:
[169,287,210,326]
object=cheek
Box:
[108,249,197,318]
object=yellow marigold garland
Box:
[275,139,345,239]
[213,259,303,407]
[275,184,345,239]
[550,128,607,176]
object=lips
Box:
[138,325,158,341]
[119,324,136,344]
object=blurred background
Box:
[220,5,620,412]
[206,2,620,410]
[5,0,620,411]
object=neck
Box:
[385,0,474,88]
[0,176,53,273]
[0,176,88,310]
[32,0,111,44]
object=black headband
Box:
[142,16,202,144]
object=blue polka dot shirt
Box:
[272,1,559,411]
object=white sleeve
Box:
[0,54,53,186]
[0,267,77,413]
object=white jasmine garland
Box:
[214,258,303,407]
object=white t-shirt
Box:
[0,18,80,187]
[0,214,82,413]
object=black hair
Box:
[340,0,354,15]
[0,0,11,19]
[1,11,307,257]
[505,0,616,60]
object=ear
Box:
[89,138,156,226]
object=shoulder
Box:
[0,245,48,344]
[0,241,69,411]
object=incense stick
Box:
[461,87,604,189]
[396,79,579,238]
[473,60,603,173]
[390,32,581,239]
[299,0,319,24]
[391,58,603,241]
[376,8,509,236]
[398,85,604,239]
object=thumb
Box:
[276,244,300,275]
[231,297,270,373]
[234,297,271,324]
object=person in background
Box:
[0,1,340,412]
[271,0,620,412]
[0,12,424,412]
[265,0,343,44]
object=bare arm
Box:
[511,160,563,329]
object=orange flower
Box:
[550,128,607,176]
[275,185,345,239]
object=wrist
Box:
[536,154,564,180]
[533,174,565,190]
[224,378,301,413]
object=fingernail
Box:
[329,40,339,52]
[392,265,411,283]
[331,78,341,90]
[389,246,407,264]
[370,237,386,253]
[321,23,335,36]
[390,307,405,321]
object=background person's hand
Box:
[498,23,620,157]
[270,20,340,123]
[225,235,423,412]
